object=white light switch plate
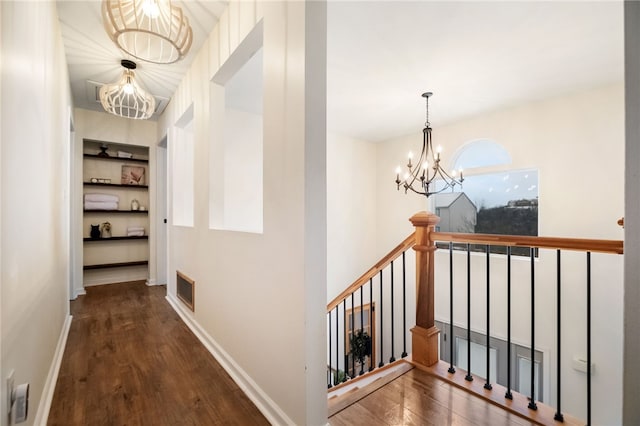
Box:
[572,357,595,374]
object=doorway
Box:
[156,137,168,285]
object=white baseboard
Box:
[33,314,72,425]
[165,294,294,426]
[145,278,157,286]
[73,287,86,299]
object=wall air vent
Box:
[85,80,170,116]
[176,271,195,311]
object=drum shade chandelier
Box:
[99,60,156,120]
[102,0,193,64]
[395,92,464,197]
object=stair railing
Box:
[327,211,622,424]
[411,210,623,425]
[326,233,416,388]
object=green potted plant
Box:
[350,330,372,376]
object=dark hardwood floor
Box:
[48,281,268,426]
[329,368,537,426]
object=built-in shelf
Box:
[83,260,149,270]
[83,153,149,164]
[83,182,149,189]
[82,139,150,277]
[83,209,149,214]
[84,236,148,242]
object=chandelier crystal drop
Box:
[102,0,193,64]
[395,92,464,197]
[99,60,156,120]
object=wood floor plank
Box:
[419,361,583,426]
[329,367,539,426]
[48,281,269,426]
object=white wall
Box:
[73,109,158,289]
[376,84,624,423]
[222,108,263,233]
[326,133,378,302]
[158,1,327,424]
[172,117,194,228]
[0,2,72,424]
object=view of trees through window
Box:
[430,141,538,255]
[431,163,538,255]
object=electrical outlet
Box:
[6,370,14,415]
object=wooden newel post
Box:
[410,211,440,367]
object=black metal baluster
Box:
[335,306,339,385]
[402,251,408,358]
[484,245,492,390]
[369,277,374,372]
[448,242,455,374]
[555,250,564,421]
[528,247,538,410]
[466,243,473,382]
[342,300,347,382]
[390,260,396,363]
[351,292,355,377]
[587,252,592,426]
[328,312,332,388]
[505,246,513,400]
[360,285,365,376]
[379,270,384,368]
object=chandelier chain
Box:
[425,95,430,128]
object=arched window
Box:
[450,138,511,170]
[432,139,538,249]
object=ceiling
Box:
[56,1,624,141]
[327,1,624,142]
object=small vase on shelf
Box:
[97,144,110,157]
[101,222,112,238]
[90,224,100,239]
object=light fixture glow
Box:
[123,82,134,95]
[395,92,464,197]
[102,0,193,64]
[99,59,156,120]
[141,0,160,18]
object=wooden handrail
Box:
[432,231,623,255]
[327,229,622,314]
[327,232,416,312]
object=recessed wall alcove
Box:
[209,22,264,234]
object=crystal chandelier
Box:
[395,92,464,197]
[99,60,156,120]
[102,0,193,64]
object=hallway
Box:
[48,281,268,425]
